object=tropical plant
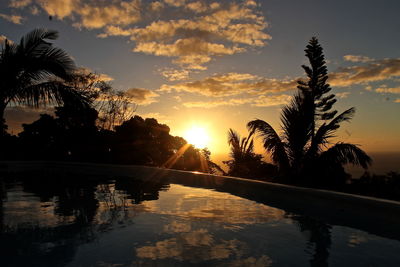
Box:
[0,28,89,136]
[224,128,277,180]
[248,37,371,185]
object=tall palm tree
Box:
[248,38,371,185]
[0,28,89,135]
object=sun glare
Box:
[184,126,209,149]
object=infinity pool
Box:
[1,172,399,266]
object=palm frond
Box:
[309,107,356,155]
[227,128,241,159]
[319,142,372,169]
[281,93,313,163]
[19,29,58,56]
[247,119,289,169]
[11,81,90,108]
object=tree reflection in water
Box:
[290,215,332,267]
[0,174,167,267]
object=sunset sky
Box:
[1,0,400,163]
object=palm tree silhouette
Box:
[248,38,371,185]
[225,128,277,179]
[0,28,89,135]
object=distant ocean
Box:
[345,152,400,178]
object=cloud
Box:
[336,92,350,98]
[133,38,244,70]
[9,0,31,8]
[0,13,23,24]
[183,94,291,108]
[329,58,400,87]
[186,1,208,13]
[159,72,297,97]
[73,0,141,29]
[10,1,269,71]
[343,55,373,63]
[160,57,400,108]
[375,86,400,94]
[0,35,8,44]
[183,98,252,108]
[35,0,79,19]
[164,0,186,8]
[251,94,292,107]
[30,5,40,15]
[97,73,114,82]
[124,88,159,105]
[161,69,190,81]
[228,255,273,267]
[12,0,141,29]
[150,1,164,12]
[97,1,269,70]
[136,229,246,262]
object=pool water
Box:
[0,175,399,266]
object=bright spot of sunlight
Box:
[184,126,210,149]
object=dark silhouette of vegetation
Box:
[6,110,220,173]
[0,29,222,174]
[347,171,400,201]
[248,38,372,188]
[0,29,89,137]
[224,128,277,180]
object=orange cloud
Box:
[99,1,269,70]
[9,0,31,8]
[0,35,8,44]
[124,88,160,105]
[159,72,296,97]
[13,0,141,28]
[11,0,269,72]
[0,13,23,24]
[336,92,350,98]
[329,58,400,87]
[164,0,186,8]
[160,68,190,81]
[183,94,291,108]
[343,55,373,63]
[375,87,400,94]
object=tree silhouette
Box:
[0,29,89,136]
[248,38,371,186]
[224,128,277,180]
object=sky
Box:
[1,0,400,165]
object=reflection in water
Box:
[291,215,332,267]
[0,174,399,266]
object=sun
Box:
[184,126,209,149]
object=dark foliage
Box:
[248,38,372,187]
[224,128,277,180]
[0,29,89,136]
[347,172,400,201]
[2,105,221,173]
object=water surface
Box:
[0,174,399,266]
